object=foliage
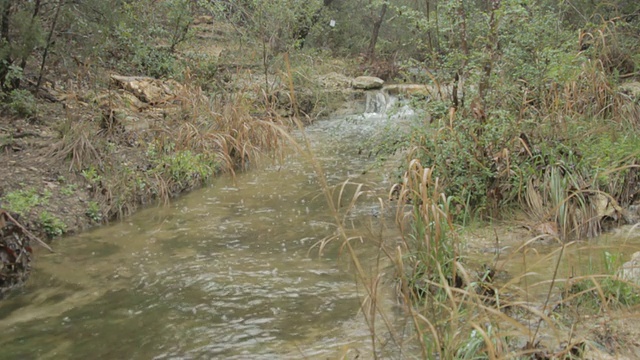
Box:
[359,120,409,169]
[2,188,50,216]
[81,166,103,186]
[376,0,640,238]
[201,0,325,53]
[85,201,102,223]
[38,210,66,238]
[0,1,45,89]
[153,148,216,186]
[455,324,504,360]
[60,184,77,196]
[2,88,37,117]
[104,0,192,78]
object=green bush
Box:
[130,46,182,79]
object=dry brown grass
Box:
[49,118,104,172]
[158,84,289,175]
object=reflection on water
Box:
[0,113,400,359]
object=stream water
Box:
[0,94,404,359]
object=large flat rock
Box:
[352,76,384,90]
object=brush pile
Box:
[0,210,32,297]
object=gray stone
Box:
[351,76,384,90]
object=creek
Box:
[3,91,640,359]
[0,93,404,359]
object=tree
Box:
[366,0,388,60]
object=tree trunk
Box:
[14,0,41,89]
[425,0,432,54]
[367,1,388,61]
[478,0,501,107]
[453,0,468,109]
[36,0,63,91]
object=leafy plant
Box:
[154,150,215,186]
[38,211,67,238]
[85,201,103,223]
[3,188,50,216]
[60,184,78,196]
[566,251,640,310]
[81,166,103,186]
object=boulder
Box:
[594,194,624,221]
[619,251,640,284]
[122,116,150,133]
[625,204,640,224]
[352,76,384,90]
[110,75,183,105]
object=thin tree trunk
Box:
[36,0,63,91]
[0,0,10,49]
[367,1,388,61]
[457,0,468,58]
[453,0,468,108]
[15,0,41,88]
[433,0,440,54]
[478,0,501,106]
[425,0,432,56]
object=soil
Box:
[1,103,96,235]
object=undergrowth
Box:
[3,188,51,217]
[54,84,289,222]
[369,16,640,241]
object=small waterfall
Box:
[364,91,389,115]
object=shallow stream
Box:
[0,99,403,359]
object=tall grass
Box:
[279,56,515,357]
[334,160,640,358]
[278,43,640,359]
